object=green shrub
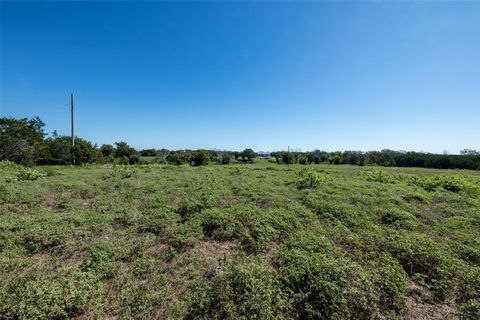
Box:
[17,168,47,181]
[281,229,334,254]
[384,231,455,299]
[364,170,399,184]
[201,208,236,240]
[201,206,298,253]
[417,175,478,193]
[0,184,11,201]
[221,154,230,164]
[176,199,206,221]
[373,255,407,311]
[297,168,330,189]
[0,267,98,319]
[191,150,210,166]
[458,267,480,319]
[128,153,141,164]
[167,219,203,251]
[81,241,116,279]
[461,299,480,320]
[139,211,177,236]
[303,193,355,222]
[20,221,70,253]
[380,209,419,230]
[119,282,165,318]
[188,258,286,320]
[276,249,378,319]
[0,160,20,170]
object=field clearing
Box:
[1,161,479,319]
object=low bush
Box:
[81,241,117,279]
[302,193,355,222]
[364,170,400,184]
[0,184,11,201]
[119,282,165,318]
[139,211,177,236]
[458,267,480,319]
[201,206,301,253]
[17,168,47,181]
[380,209,419,230]
[297,168,330,189]
[19,220,71,254]
[276,248,378,319]
[201,208,236,240]
[281,229,334,254]
[373,254,407,311]
[187,257,286,320]
[0,160,20,170]
[0,267,98,319]
[417,175,478,193]
[383,231,455,299]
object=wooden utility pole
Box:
[71,93,75,165]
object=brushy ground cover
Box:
[0,160,479,319]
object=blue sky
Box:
[1,1,479,153]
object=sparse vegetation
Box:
[0,160,479,319]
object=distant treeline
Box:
[1,117,479,170]
[0,117,254,166]
[271,149,480,170]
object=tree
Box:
[41,136,101,165]
[191,150,209,166]
[221,153,231,164]
[460,149,479,155]
[114,141,136,158]
[241,148,256,162]
[140,149,156,157]
[281,151,295,164]
[0,117,46,165]
[128,153,141,164]
[306,150,327,164]
[100,144,115,157]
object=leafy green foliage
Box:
[0,184,11,201]
[188,257,286,320]
[276,248,378,319]
[384,231,455,299]
[240,148,256,162]
[0,162,478,319]
[17,168,47,181]
[0,117,45,166]
[192,150,210,166]
[0,267,99,320]
[296,168,330,188]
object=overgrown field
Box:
[1,160,479,319]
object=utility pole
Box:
[71,93,75,165]
[288,145,290,165]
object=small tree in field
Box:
[100,144,115,157]
[221,153,231,164]
[241,149,256,162]
[192,150,209,166]
[114,142,136,158]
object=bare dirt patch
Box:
[404,282,460,320]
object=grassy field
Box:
[1,160,479,319]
